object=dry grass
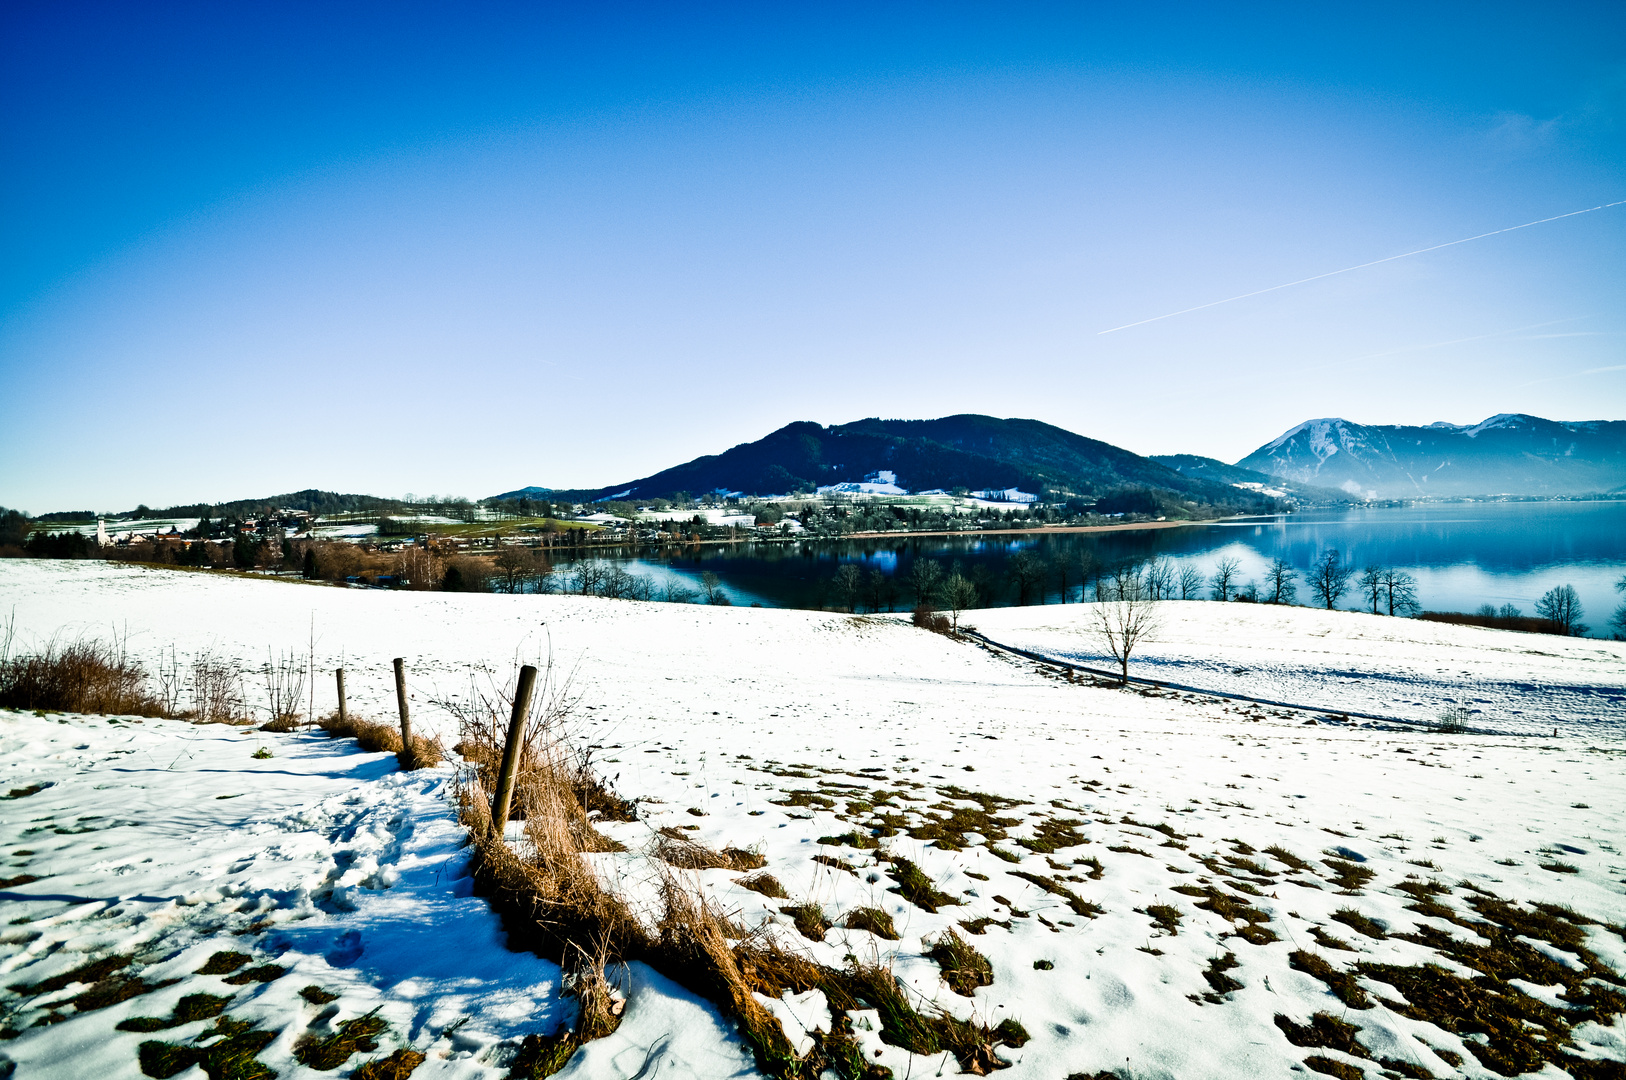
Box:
[841,906,898,940]
[654,828,763,871]
[448,655,1041,1079]
[318,712,443,770]
[0,634,165,716]
[737,873,789,899]
[926,927,993,995]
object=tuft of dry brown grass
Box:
[0,635,165,716]
[318,712,443,770]
[737,873,789,899]
[656,872,804,1074]
[260,715,304,733]
[841,907,899,940]
[925,927,992,996]
[654,828,764,871]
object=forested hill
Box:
[503,415,1281,513]
[148,490,402,520]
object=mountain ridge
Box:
[496,414,1282,514]
[1237,413,1626,498]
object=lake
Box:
[544,500,1626,636]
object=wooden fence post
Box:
[393,658,412,753]
[336,668,348,726]
[489,664,539,838]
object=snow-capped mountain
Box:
[1236,414,1626,498]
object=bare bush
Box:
[260,648,306,729]
[154,646,185,718]
[912,604,952,634]
[191,650,250,724]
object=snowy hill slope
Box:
[2,562,1624,1079]
[1236,414,1626,498]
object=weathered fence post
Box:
[489,664,539,838]
[393,657,412,753]
[336,668,348,726]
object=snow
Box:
[1464,414,1531,438]
[968,601,1626,734]
[2,560,1624,1079]
[971,488,1038,504]
[817,481,909,496]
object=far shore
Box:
[843,518,1211,540]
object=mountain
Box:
[1236,414,1626,498]
[1149,455,1354,504]
[499,415,1282,513]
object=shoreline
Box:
[842,518,1210,540]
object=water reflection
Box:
[545,502,1626,634]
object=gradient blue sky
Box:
[3,2,1623,512]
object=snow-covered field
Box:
[2,560,1624,1080]
[969,603,1626,736]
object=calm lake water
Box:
[550,501,1626,636]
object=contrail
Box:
[1098,199,1626,334]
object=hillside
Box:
[1237,414,1626,498]
[500,415,1278,513]
[1149,454,1354,504]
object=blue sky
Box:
[3,2,1622,511]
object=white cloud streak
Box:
[1099,199,1626,335]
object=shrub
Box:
[443,555,494,592]
[0,637,164,716]
[912,604,952,634]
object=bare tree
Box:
[942,573,978,630]
[699,570,729,606]
[1210,557,1241,602]
[1177,562,1204,600]
[494,544,542,594]
[1379,568,1419,616]
[1090,573,1160,685]
[1263,558,1297,605]
[1100,561,1144,602]
[864,567,890,613]
[601,566,635,599]
[909,558,944,607]
[1535,584,1585,635]
[1144,557,1176,600]
[1357,566,1384,613]
[571,561,607,596]
[1008,550,1046,605]
[1079,549,1102,600]
[1054,554,1073,604]
[1612,573,1626,638]
[833,564,862,612]
[1308,550,1354,610]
